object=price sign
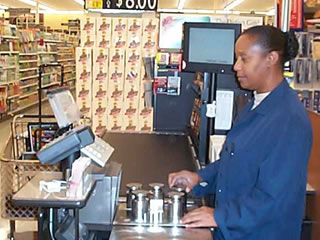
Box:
[86,0,103,9]
[85,0,158,11]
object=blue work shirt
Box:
[192,80,312,240]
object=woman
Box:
[169,25,313,240]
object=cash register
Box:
[34,87,122,240]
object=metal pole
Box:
[281,0,292,32]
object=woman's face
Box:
[234,34,270,91]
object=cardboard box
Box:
[126,49,141,68]
[123,114,138,132]
[76,65,92,86]
[125,66,141,86]
[107,116,123,131]
[127,18,142,50]
[112,18,127,46]
[93,67,108,90]
[142,18,159,36]
[76,48,92,68]
[112,35,127,49]
[77,100,92,119]
[81,16,95,34]
[109,48,125,69]
[92,118,107,136]
[108,86,124,103]
[96,17,112,49]
[123,97,139,113]
[93,48,109,67]
[93,85,108,102]
[138,107,153,132]
[76,85,92,102]
[81,17,96,47]
[124,83,140,100]
[109,63,125,87]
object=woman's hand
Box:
[168,170,201,193]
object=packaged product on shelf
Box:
[126,48,141,68]
[108,85,124,103]
[97,17,112,49]
[113,35,127,49]
[109,64,125,87]
[76,48,92,66]
[77,100,92,119]
[76,83,92,101]
[112,18,127,42]
[81,17,96,45]
[93,118,107,136]
[107,102,123,131]
[124,83,139,101]
[0,87,8,114]
[125,66,141,86]
[109,48,125,68]
[138,107,153,132]
[123,113,138,132]
[124,94,139,114]
[77,65,92,87]
[82,35,95,48]
[93,66,108,91]
[142,18,159,35]
[127,18,142,50]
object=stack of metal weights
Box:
[126,182,187,224]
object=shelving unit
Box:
[57,40,76,89]
[0,25,78,119]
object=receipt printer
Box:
[37,125,95,165]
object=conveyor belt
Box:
[102,133,197,196]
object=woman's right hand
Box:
[168,170,202,193]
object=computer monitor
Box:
[183,22,241,74]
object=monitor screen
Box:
[183,22,241,74]
[188,28,235,65]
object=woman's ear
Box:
[266,51,280,66]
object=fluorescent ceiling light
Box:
[31,9,84,14]
[267,8,275,16]
[157,8,215,14]
[224,0,244,11]
[216,10,232,14]
[0,5,8,10]
[17,0,54,11]
[178,0,186,10]
[73,0,85,5]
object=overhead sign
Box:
[85,0,158,11]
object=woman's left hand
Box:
[181,206,217,228]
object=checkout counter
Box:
[11,87,213,240]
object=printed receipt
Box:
[215,90,234,130]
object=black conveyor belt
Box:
[102,133,197,196]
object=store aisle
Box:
[0,101,52,240]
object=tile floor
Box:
[0,102,53,239]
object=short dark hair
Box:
[242,25,299,65]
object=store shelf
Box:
[1,36,19,39]
[38,52,58,55]
[7,94,20,100]
[1,66,17,70]
[19,67,38,72]
[20,82,38,89]
[19,91,38,99]
[19,53,37,56]
[0,80,20,86]
[44,39,62,43]
[19,60,38,63]
[64,70,74,74]
[0,51,19,54]
[64,64,76,67]
[41,72,57,77]
[11,98,47,114]
[41,82,59,88]
[20,75,39,81]
[57,59,75,62]
[65,77,76,83]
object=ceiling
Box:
[0,0,275,12]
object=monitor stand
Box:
[61,151,80,180]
